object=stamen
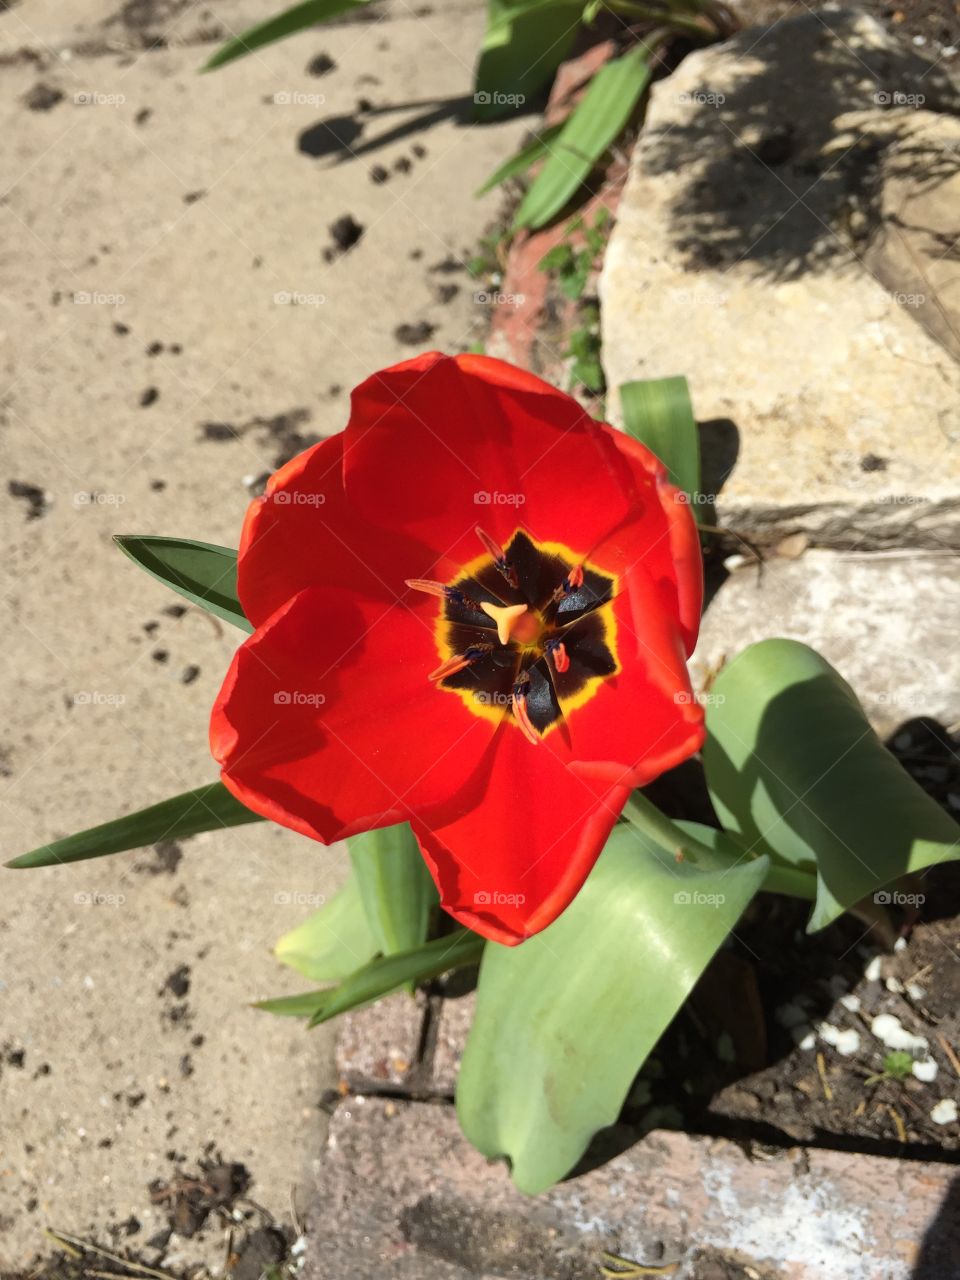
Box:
[429,645,491,682]
[511,681,541,745]
[406,578,475,609]
[481,600,537,646]
[549,641,570,674]
[551,562,586,604]
[475,526,518,588]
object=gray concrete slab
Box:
[0,0,527,1267]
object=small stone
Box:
[871,1013,929,1056]
[931,1099,958,1125]
[913,1058,939,1083]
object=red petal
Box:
[341,352,658,579]
[595,430,704,655]
[210,586,497,842]
[413,727,632,944]
[236,432,446,629]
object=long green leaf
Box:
[475,122,565,196]
[473,0,583,122]
[620,375,700,504]
[348,823,438,959]
[6,782,261,869]
[115,536,251,632]
[255,929,484,1023]
[203,0,369,71]
[274,873,379,983]
[703,639,960,932]
[512,46,651,230]
[456,824,768,1193]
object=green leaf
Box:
[619,375,700,504]
[274,874,378,983]
[348,824,438,958]
[512,46,651,230]
[702,639,960,933]
[475,123,565,196]
[203,0,369,71]
[456,823,768,1193]
[115,536,251,632]
[473,0,583,122]
[6,782,261,869]
[255,929,484,1023]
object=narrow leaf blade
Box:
[475,122,565,196]
[512,47,651,230]
[619,375,700,504]
[115,536,251,632]
[204,0,369,71]
[348,823,438,958]
[7,782,261,869]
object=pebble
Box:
[818,1022,861,1056]
[871,1012,929,1056]
[839,994,861,1013]
[930,1099,958,1125]
[886,976,905,993]
[864,955,883,982]
[913,1058,939,1083]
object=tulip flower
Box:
[210,352,704,943]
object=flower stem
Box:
[621,793,818,901]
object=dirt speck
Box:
[23,82,64,111]
[8,480,49,519]
[395,320,436,344]
[307,52,336,76]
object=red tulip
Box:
[210,353,704,944]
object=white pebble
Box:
[798,1031,816,1051]
[906,984,926,1002]
[894,938,908,953]
[913,1058,939,1083]
[840,994,861,1013]
[931,1099,958,1125]
[886,976,905,994]
[818,1023,861,1056]
[865,955,883,982]
[871,1013,929,1056]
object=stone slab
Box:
[336,992,427,1091]
[429,989,476,1095]
[692,549,960,737]
[600,11,960,550]
[305,1096,960,1279]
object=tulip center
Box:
[405,527,619,743]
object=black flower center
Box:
[407,528,619,742]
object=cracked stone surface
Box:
[693,549,960,736]
[305,1095,960,1279]
[600,10,960,550]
